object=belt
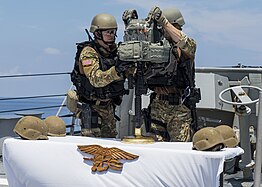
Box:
[155,94,182,105]
[81,99,110,106]
[94,100,110,106]
[156,94,169,101]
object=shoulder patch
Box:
[82,59,92,66]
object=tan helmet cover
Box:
[44,116,66,137]
[89,13,117,33]
[162,7,185,27]
[66,90,79,114]
[193,127,225,151]
[13,116,48,140]
[215,125,239,148]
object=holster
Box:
[78,102,98,129]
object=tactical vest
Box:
[71,41,125,101]
[147,47,190,90]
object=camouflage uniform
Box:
[150,97,192,142]
[150,32,196,142]
[79,46,120,87]
[78,44,122,138]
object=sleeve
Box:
[176,31,197,58]
[79,46,121,88]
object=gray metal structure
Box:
[196,66,262,129]
[194,67,262,183]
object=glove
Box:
[122,9,138,26]
[148,6,168,26]
[115,59,134,75]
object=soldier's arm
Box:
[79,46,121,88]
[163,22,196,58]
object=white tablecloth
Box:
[3,136,243,187]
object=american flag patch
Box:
[82,59,92,66]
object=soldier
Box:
[147,6,198,142]
[71,13,132,138]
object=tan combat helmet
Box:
[89,13,117,33]
[215,125,239,148]
[13,116,48,140]
[192,127,225,151]
[162,7,185,28]
[44,116,66,137]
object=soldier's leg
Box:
[150,99,170,141]
[166,104,192,142]
[93,102,117,138]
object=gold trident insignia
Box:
[78,144,139,172]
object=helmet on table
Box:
[192,127,225,151]
[44,116,66,137]
[215,125,239,148]
[13,116,48,140]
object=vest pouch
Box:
[107,80,126,98]
[66,90,79,114]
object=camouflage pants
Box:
[81,101,117,138]
[150,99,192,142]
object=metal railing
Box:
[0,71,80,135]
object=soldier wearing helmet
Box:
[147,6,198,142]
[71,13,133,138]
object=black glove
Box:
[115,59,134,75]
[122,9,138,26]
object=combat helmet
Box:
[192,127,225,151]
[162,7,185,27]
[90,13,117,33]
[44,116,66,137]
[215,125,239,148]
[13,116,48,140]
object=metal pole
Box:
[254,91,262,187]
[196,67,262,74]
[237,105,253,180]
[70,115,76,136]
[56,85,73,116]
[134,62,144,129]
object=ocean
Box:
[0,97,80,133]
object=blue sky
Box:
[0,0,262,97]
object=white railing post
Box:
[254,91,262,187]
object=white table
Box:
[3,136,243,187]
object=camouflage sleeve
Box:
[79,46,121,88]
[176,31,197,58]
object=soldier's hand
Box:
[115,59,134,75]
[148,6,168,26]
[122,9,138,26]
